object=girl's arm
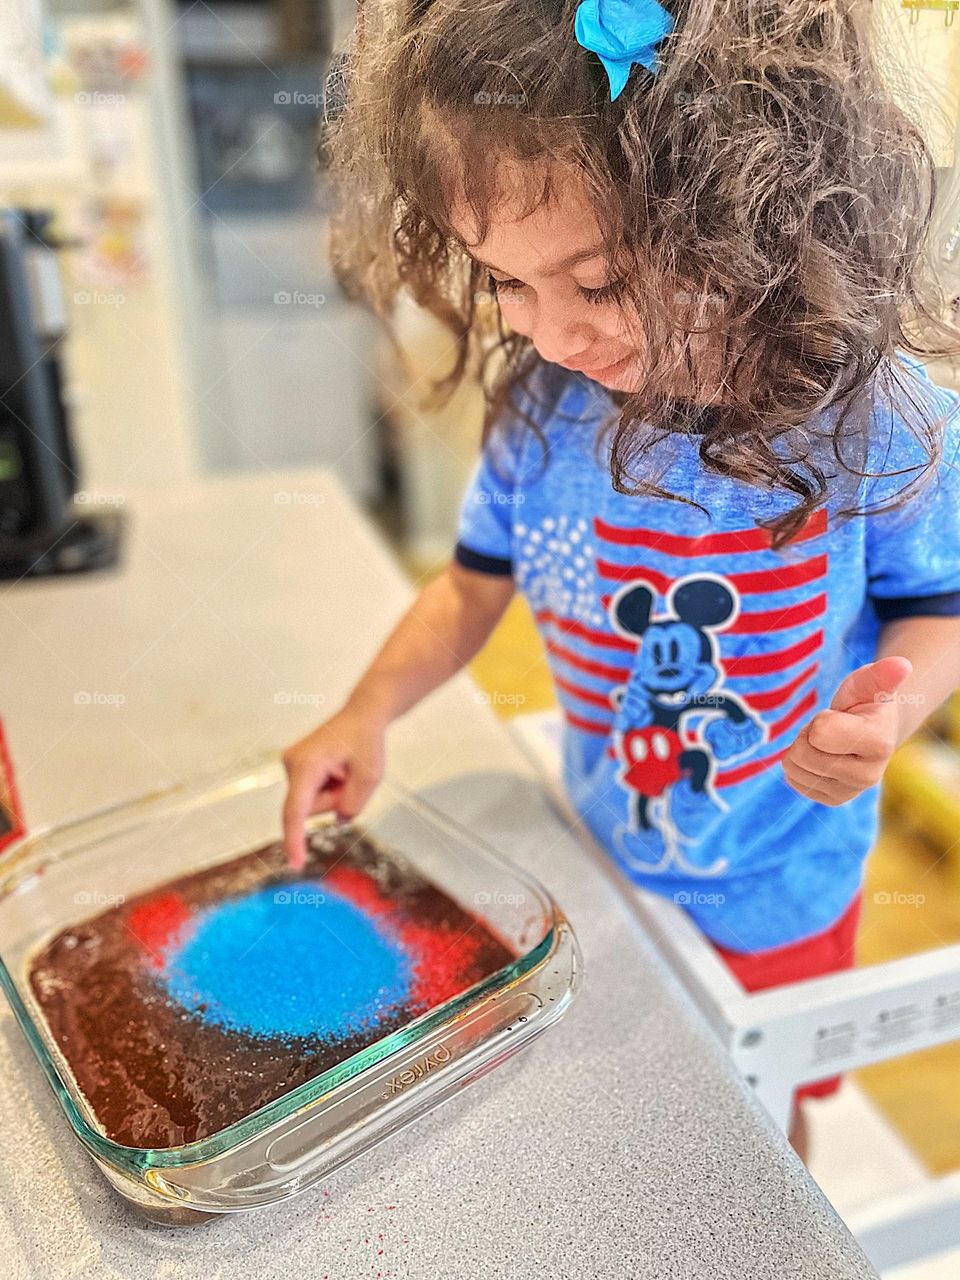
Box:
[338,561,514,725]
[282,562,514,864]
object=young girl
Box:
[283,0,960,1157]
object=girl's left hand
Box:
[782,656,913,806]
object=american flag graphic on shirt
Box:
[515,506,828,866]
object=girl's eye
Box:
[580,278,626,306]
[488,272,525,297]
[486,271,625,305]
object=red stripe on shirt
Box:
[768,687,818,739]
[554,675,616,711]
[715,746,790,788]
[744,663,819,712]
[593,507,827,556]
[596,554,827,595]
[547,640,631,682]
[729,594,827,634]
[566,710,615,735]
[594,562,673,593]
[536,610,635,651]
[723,631,823,675]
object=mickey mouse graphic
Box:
[609,574,766,870]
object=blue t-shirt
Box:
[455,361,960,952]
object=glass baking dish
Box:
[0,756,580,1222]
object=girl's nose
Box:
[523,300,597,368]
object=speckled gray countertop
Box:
[0,471,878,1279]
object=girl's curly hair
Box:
[322,0,959,543]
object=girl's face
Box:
[452,170,641,391]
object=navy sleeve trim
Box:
[871,590,960,622]
[454,542,513,576]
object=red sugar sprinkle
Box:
[324,867,486,1010]
[126,893,192,966]
[394,920,484,1009]
[324,866,392,916]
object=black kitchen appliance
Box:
[0,209,122,579]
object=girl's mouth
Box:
[578,353,632,383]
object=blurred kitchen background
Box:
[0,0,481,562]
[3,0,960,562]
[5,0,960,1229]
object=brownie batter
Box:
[28,827,515,1149]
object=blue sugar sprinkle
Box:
[160,882,412,1041]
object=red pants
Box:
[711,893,863,1104]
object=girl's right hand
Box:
[281,708,386,869]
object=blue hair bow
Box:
[574,0,675,100]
